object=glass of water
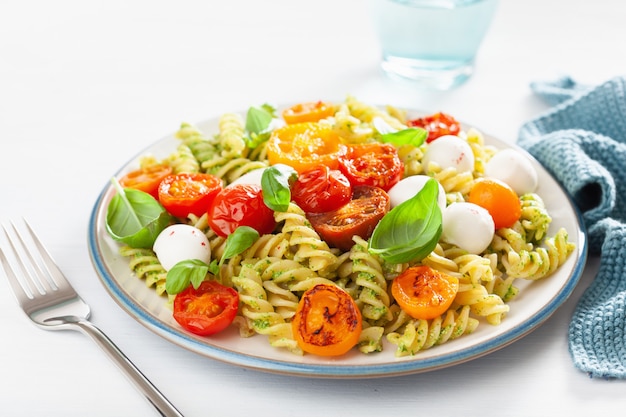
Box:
[370,0,499,90]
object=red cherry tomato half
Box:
[158,173,223,218]
[338,142,404,192]
[173,280,239,336]
[407,112,461,143]
[119,164,173,199]
[307,185,390,251]
[291,165,352,213]
[208,184,276,237]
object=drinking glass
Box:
[370,0,499,89]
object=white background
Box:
[1,1,625,416]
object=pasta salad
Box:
[105,97,576,358]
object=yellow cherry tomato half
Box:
[282,101,335,124]
[468,177,522,229]
[391,265,459,320]
[292,284,362,357]
[267,122,347,173]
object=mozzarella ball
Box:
[442,202,495,254]
[485,148,538,195]
[153,224,211,271]
[422,135,475,173]
[387,175,447,212]
[228,168,266,187]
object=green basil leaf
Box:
[105,178,173,249]
[221,226,260,261]
[165,259,209,294]
[380,128,427,148]
[245,105,277,148]
[261,163,298,212]
[208,259,220,276]
[245,131,272,149]
[368,178,442,264]
[246,105,273,134]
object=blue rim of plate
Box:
[87,115,588,379]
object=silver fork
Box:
[0,219,184,417]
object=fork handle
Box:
[69,318,184,417]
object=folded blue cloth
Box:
[518,76,626,379]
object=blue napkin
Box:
[518,76,626,379]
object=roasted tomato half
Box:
[291,165,352,213]
[307,185,390,251]
[173,280,239,336]
[338,142,404,192]
[119,164,173,199]
[208,184,276,237]
[282,101,335,124]
[407,112,461,143]
[391,265,459,320]
[158,173,223,218]
[292,284,362,357]
[266,122,347,173]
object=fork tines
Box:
[1,219,66,300]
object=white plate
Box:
[87,110,587,378]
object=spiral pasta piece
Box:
[485,275,519,303]
[397,144,425,177]
[166,143,200,174]
[119,246,168,296]
[383,304,413,334]
[274,203,339,277]
[232,261,302,354]
[217,112,247,158]
[256,256,333,294]
[443,244,495,286]
[330,102,375,143]
[502,227,575,280]
[466,127,497,175]
[345,95,407,131]
[454,283,510,325]
[491,221,533,254]
[386,306,478,356]
[358,324,384,354]
[519,193,552,242]
[175,122,220,168]
[208,157,268,185]
[348,236,393,324]
[421,244,460,276]
[427,162,475,198]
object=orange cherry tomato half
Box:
[208,184,276,238]
[266,122,347,173]
[468,177,521,229]
[338,142,404,192]
[282,101,335,124]
[291,165,352,213]
[173,280,239,336]
[307,185,390,251]
[292,284,362,357]
[158,173,223,218]
[119,164,173,199]
[391,265,459,320]
[407,112,461,143]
